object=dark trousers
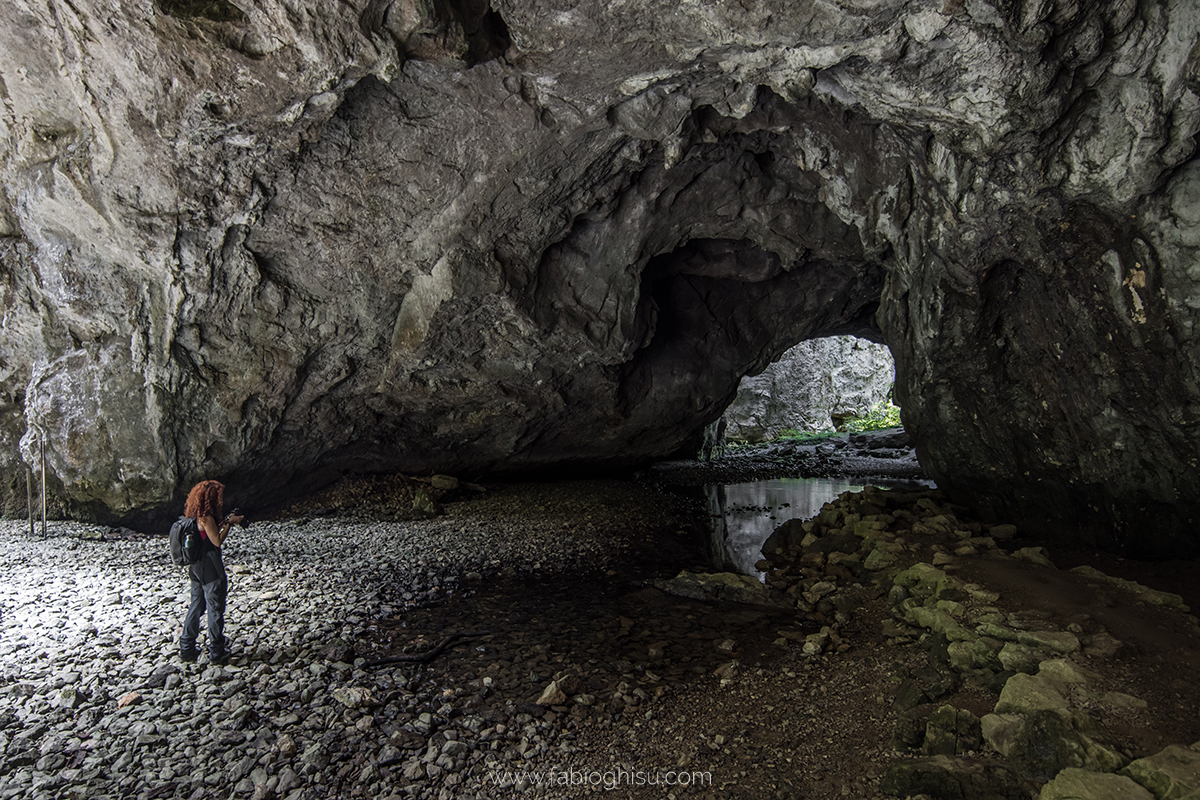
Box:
[179,547,227,657]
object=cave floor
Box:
[285,465,1200,799]
[4,459,1197,800]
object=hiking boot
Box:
[209,636,232,665]
[180,648,199,663]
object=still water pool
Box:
[706,477,935,578]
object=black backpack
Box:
[169,517,203,566]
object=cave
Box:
[5,3,1200,796]
[4,0,1197,556]
[1,2,1194,555]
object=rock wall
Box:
[724,336,895,442]
[2,1,1199,554]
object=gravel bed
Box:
[0,481,706,800]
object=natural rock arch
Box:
[2,0,1199,556]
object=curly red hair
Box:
[184,480,225,521]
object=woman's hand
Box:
[198,515,224,547]
[199,513,240,548]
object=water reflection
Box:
[707,477,934,578]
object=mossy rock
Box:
[1016,630,1081,654]
[895,563,957,602]
[997,642,1048,674]
[891,703,937,749]
[994,673,1069,715]
[1005,710,1128,783]
[881,755,1029,799]
[923,705,983,756]
[1120,744,1200,799]
[907,605,975,641]
[981,713,1025,757]
[1039,768,1154,800]
[864,545,897,571]
[948,637,1003,672]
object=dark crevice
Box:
[618,239,886,431]
[156,0,248,24]
[468,8,512,65]
[358,1,512,67]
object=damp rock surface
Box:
[1,1,1199,556]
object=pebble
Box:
[0,508,655,800]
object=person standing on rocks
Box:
[178,480,244,665]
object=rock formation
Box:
[724,335,895,442]
[1,0,1198,554]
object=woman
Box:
[178,480,244,664]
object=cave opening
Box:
[721,334,899,447]
[699,335,933,578]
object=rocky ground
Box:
[646,428,924,488]
[1,438,1199,800]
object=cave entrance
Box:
[699,336,931,577]
[723,334,898,445]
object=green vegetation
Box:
[775,399,903,443]
[843,398,903,433]
[774,429,845,444]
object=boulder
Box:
[1068,567,1191,612]
[1003,710,1127,783]
[994,674,1070,716]
[653,571,792,609]
[923,705,983,757]
[981,713,1026,758]
[1015,631,1081,655]
[894,564,957,603]
[1039,768,1155,800]
[947,638,1003,673]
[881,755,1029,800]
[1120,745,1200,800]
[998,643,1049,675]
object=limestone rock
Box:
[1037,659,1097,688]
[994,674,1070,716]
[1069,566,1191,612]
[881,755,1029,800]
[653,571,792,609]
[331,687,375,709]
[1039,768,1155,800]
[535,682,568,707]
[894,564,956,602]
[998,642,1049,675]
[1004,710,1128,783]
[1,0,1199,559]
[981,713,1026,758]
[761,519,809,560]
[864,545,897,572]
[429,475,460,491]
[724,336,894,441]
[1015,631,1081,655]
[923,705,983,757]
[1121,745,1200,800]
[947,638,1003,673]
[1013,548,1057,569]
